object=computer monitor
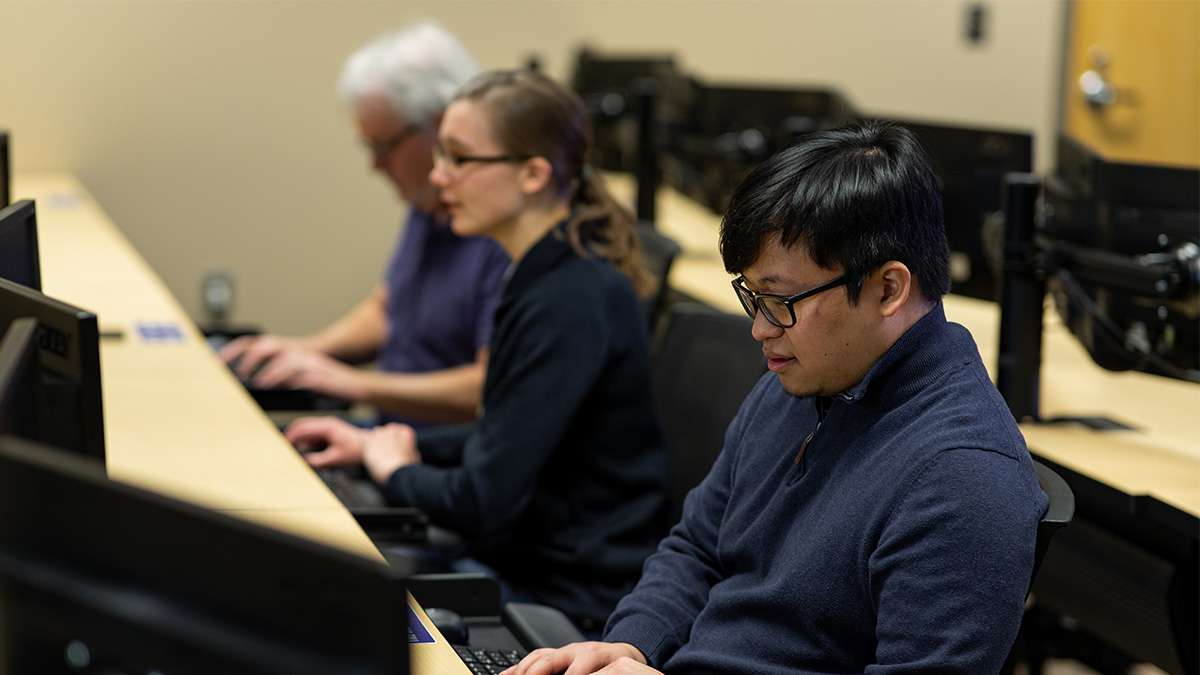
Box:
[0,434,408,674]
[569,47,689,172]
[0,317,38,441]
[1042,134,1199,380]
[1,130,9,208]
[0,277,105,463]
[996,141,1198,420]
[668,83,857,213]
[0,199,41,290]
[889,118,1034,302]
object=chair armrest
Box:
[351,507,429,544]
[503,602,585,649]
[408,573,501,617]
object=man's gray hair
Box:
[337,21,479,127]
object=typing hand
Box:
[501,642,655,675]
[362,423,421,485]
[219,334,301,379]
[286,416,367,468]
[251,347,366,400]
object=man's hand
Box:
[501,642,657,675]
[250,347,367,401]
[285,417,368,469]
[362,423,421,484]
[219,334,302,378]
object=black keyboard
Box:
[454,646,527,674]
[316,468,385,509]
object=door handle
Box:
[1079,46,1119,109]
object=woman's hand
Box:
[362,423,421,484]
[285,416,368,468]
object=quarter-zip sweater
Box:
[384,226,667,626]
[605,303,1047,674]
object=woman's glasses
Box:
[432,144,530,176]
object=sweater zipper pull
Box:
[795,432,813,465]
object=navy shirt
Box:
[385,226,667,626]
[605,303,1048,674]
[378,210,508,423]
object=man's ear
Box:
[519,157,554,194]
[875,261,912,318]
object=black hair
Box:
[719,120,950,304]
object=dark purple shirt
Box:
[379,209,508,423]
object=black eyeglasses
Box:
[731,274,848,328]
[366,124,423,163]
[432,144,530,175]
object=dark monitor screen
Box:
[1,130,8,209]
[0,435,408,674]
[0,200,41,291]
[0,278,105,463]
[889,118,1034,302]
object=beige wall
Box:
[1,0,1063,334]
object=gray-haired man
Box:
[222,22,508,427]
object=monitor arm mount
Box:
[995,173,1199,425]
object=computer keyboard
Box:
[454,645,527,675]
[316,468,386,509]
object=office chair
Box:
[1002,458,1075,675]
[1031,459,1074,584]
[650,303,764,526]
[634,223,683,330]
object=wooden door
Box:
[1064,0,1199,167]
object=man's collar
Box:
[837,302,948,404]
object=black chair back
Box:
[635,223,682,329]
[651,303,764,526]
[1031,459,1074,586]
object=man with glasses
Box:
[506,122,1047,675]
[220,23,508,426]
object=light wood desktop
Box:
[13,174,468,674]
[608,174,1200,518]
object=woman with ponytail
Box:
[287,69,666,632]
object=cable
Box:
[1053,269,1200,382]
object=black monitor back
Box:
[670,83,857,213]
[889,118,1034,301]
[0,278,104,463]
[1043,135,1199,379]
[0,435,408,675]
[0,318,38,444]
[0,130,8,208]
[569,48,690,173]
[0,200,41,290]
[571,48,677,96]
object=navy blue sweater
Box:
[605,304,1047,674]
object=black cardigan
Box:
[384,226,667,625]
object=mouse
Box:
[424,607,469,645]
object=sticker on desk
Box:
[408,606,435,644]
[135,322,185,343]
[46,192,84,210]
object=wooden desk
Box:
[12,174,468,674]
[609,174,1200,517]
